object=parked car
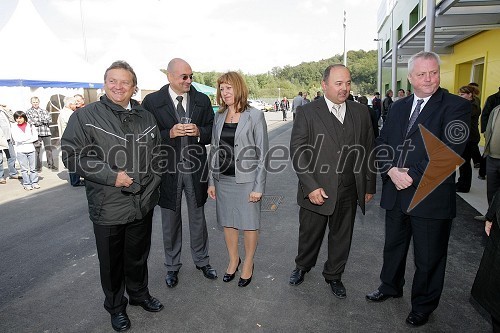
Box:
[248,99,265,111]
[263,102,274,112]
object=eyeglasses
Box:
[180,74,193,81]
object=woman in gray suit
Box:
[208,72,269,287]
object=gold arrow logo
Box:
[408,124,465,211]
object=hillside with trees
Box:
[179,49,377,100]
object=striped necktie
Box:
[332,104,343,123]
[406,99,424,135]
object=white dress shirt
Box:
[324,96,346,123]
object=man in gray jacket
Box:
[62,61,163,332]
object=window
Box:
[471,59,484,87]
[409,4,419,29]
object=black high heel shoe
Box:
[223,258,241,282]
[238,264,254,287]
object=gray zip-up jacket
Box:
[61,95,162,225]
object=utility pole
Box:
[343,10,347,66]
[374,38,382,94]
[79,0,88,62]
[390,1,398,96]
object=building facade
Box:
[376,0,500,105]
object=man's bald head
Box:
[166,58,193,95]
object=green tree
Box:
[163,50,377,98]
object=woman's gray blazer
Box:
[208,106,269,193]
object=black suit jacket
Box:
[290,97,376,216]
[142,84,214,210]
[376,88,471,219]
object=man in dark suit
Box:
[372,92,381,121]
[382,89,393,123]
[288,64,376,299]
[142,58,216,288]
[366,51,471,327]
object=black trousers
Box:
[487,156,500,205]
[379,194,452,314]
[479,156,487,178]
[471,143,482,165]
[457,141,473,191]
[295,183,357,280]
[93,210,154,314]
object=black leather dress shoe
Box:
[111,311,131,332]
[406,311,429,327]
[196,264,217,279]
[326,279,346,299]
[165,271,179,288]
[238,264,254,287]
[129,295,164,312]
[223,258,241,283]
[289,268,307,286]
[366,289,403,302]
[238,275,252,287]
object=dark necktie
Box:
[406,99,424,135]
[176,96,186,118]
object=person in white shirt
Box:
[291,92,303,121]
[10,111,39,190]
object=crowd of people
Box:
[287,53,498,330]
[1,51,499,332]
[0,94,87,189]
[273,91,320,121]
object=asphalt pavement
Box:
[0,110,493,332]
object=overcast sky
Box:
[1,0,382,74]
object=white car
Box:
[248,99,265,111]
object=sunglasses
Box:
[180,74,193,81]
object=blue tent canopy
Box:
[192,81,216,95]
[0,79,103,89]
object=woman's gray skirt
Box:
[215,174,261,230]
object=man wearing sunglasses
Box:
[142,58,216,288]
